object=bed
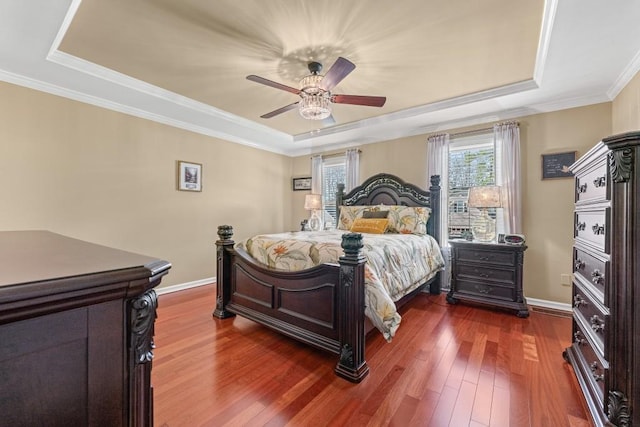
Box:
[213,173,443,382]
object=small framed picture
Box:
[292,177,312,191]
[541,151,577,180]
[177,160,202,191]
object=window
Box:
[320,156,346,227]
[447,133,504,239]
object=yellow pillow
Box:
[350,218,389,234]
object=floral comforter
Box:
[237,230,445,341]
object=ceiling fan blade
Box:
[319,57,356,91]
[331,94,386,107]
[260,102,299,119]
[247,75,301,95]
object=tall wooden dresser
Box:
[564,131,640,427]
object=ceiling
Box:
[1,1,640,156]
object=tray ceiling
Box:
[2,1,640,156]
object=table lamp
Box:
[304,194,323,231]
[467,185,502,242]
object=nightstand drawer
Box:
[455,279,514,301]
[456,264,515,284]
[456,248,515,267]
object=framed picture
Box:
[176,160,202,191]
[292,177,312,191]
[541,151,577,180]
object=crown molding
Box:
[607,47,640,100]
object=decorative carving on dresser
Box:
[565,131,640,427]
[608,390,630,427]
[130,289,158,364]
[608,147,633,183]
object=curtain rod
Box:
[311,149,362,159]
[450,127,494,138]
[443,121,520,139]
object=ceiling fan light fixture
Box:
[299,92,331,120]
[299,74,324,95]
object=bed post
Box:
[429,175,442,295]
[335,233,370,383]
[213,225,235,319]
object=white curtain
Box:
[311,155,323,194]
[494,122,522,234]
[426,133,450,245]
[345,149,360,191]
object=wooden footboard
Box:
[213,225,370,383]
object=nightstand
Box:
[447,240,529,317]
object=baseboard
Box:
[156,277,215,295]
[527,297,572,317]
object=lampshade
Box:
[304,194,322,210]
[467,186,502,208]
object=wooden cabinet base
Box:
[0,231,170,427]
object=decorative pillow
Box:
[385,206,431,235]
[337,206,370,230]
[350,218,390,234]
[362,210,389,219]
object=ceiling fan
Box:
[246,57,386,122]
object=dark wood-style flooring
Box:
[153,285,591,427]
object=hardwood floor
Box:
[152,285,591,427]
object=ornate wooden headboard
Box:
[336,173,441,243]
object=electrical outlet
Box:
[561,274,572,286]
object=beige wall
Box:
[0,82,292,288]
[291,103,612,303]
[2,77,623,303]
[612,70,640,133]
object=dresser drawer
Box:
[573,247,608,302]
[572,282,608,354]
[575,161,608,204]
[454,279,514,301]
[456,263,515,284]
[574,208,610,254]
[571,319,607,401]
[455,248,515,267]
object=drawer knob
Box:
[577,183,588,194]
[576,221,586,232]
[590,315,605,333]
[593,176,606,188]
[590,361,604,382]
[473,269,490,278]
[573,294,587,308]
[573,331,586,346]
[591,223,605,235]
[591,269,604,285]
[574,258,585,270]
[474,285,491,295]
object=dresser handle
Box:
[593,176,606,188]
[574,259,585,270]
[591,269,604,285]
[590,361,604,382]
[474,285,491,294]
[474,269,490,278]
[591,223,605,235]
[590,315,605,333]
[573,331,586,346]
[577,183,588,193]
[573,294,587,308]
[576,221,586,232]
